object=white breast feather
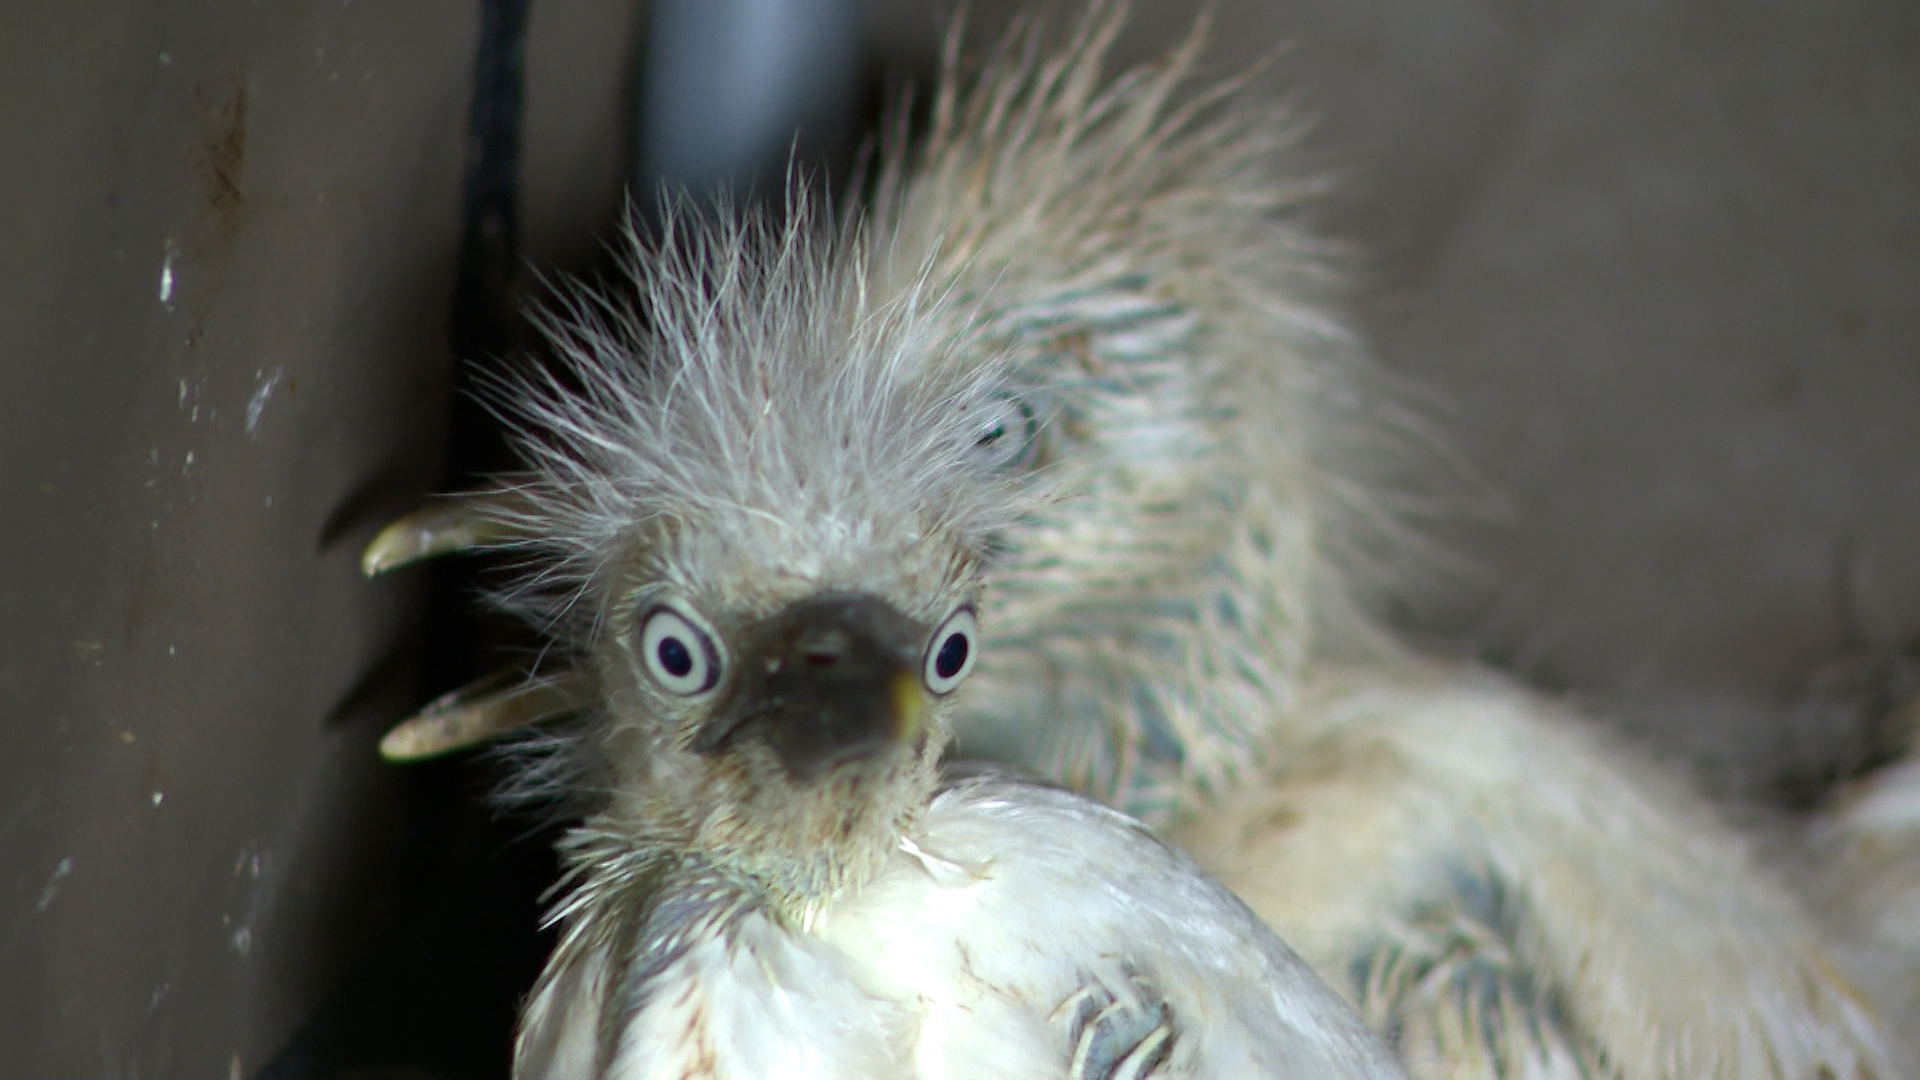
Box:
[607,922,913,1080]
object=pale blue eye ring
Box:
[923,608,978,695]
[639,605,721,695]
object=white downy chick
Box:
[435,189,1401,1078]
[366,4,1915,1076]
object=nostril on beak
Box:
[798,627,851,667]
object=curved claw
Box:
[380,667,595,762]
[360,495,528,577]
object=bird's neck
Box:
[604,779,930,926]
[708,797,922,921]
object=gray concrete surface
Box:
[0,3,474,1075]
[1279,0,1920,791]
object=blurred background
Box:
[2,1,1915,1075]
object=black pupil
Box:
[977,420,1006,446]
[934,632,969,680]
[657,637,694,678]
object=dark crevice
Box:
[258,3,553,1078]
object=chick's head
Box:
[855,11,1403,824]
[487,205,1031,904]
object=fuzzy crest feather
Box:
[481,197,1027,654]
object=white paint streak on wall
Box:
[36,857,72,912]
[245,368,283,436]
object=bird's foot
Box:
[1050,969,1177,1080]
[1354,868,1603,1080]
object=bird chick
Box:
[367,4,1916,1076]
[438,198,1404,1079]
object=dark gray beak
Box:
[691,593,930,782]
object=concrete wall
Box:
[0,3,476,1076]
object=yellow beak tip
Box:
[890,671,931,743]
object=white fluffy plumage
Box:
[367,3,1920,1077]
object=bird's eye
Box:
[967,391,1039,470]
[638,605,721,696]
[923,607,979,695]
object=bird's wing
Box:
[818,774,1406,1080]
[1174,665,1902,1080]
